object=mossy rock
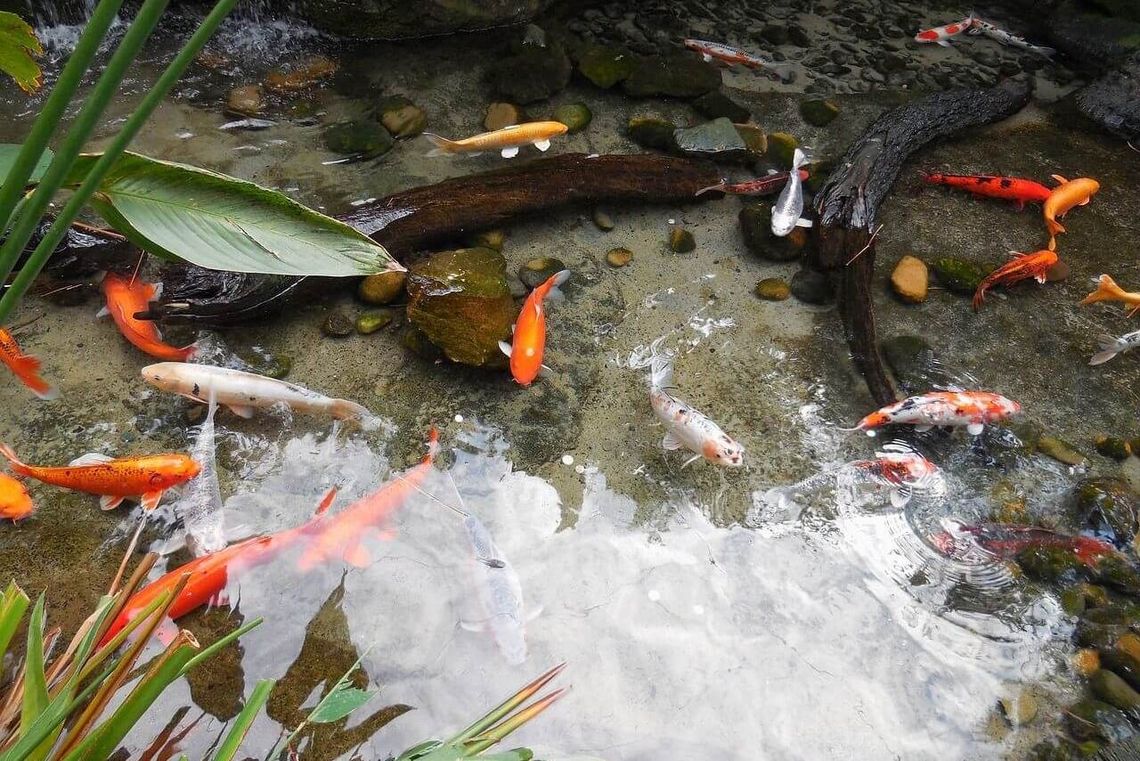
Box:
[1100,649,1140,692]
[487,42,572,104]
[406,247,514,367]
[734,124,767,155]
[738,203,802,262]
[356,311,393,334]
[1072,477,1139,545]
[1091,669,1140,714]
[1038,435,1088,467]
[932,257,989,295]
[766,132,799,168]
[1015,544,1085,582]
[1094,553,1140,597]
[692,91,750,122]
[1078,620,1131,649]
[627,115,679,152]
[519,257,565,289]
[800,98,839,127]
[1096,435,1133,461]
[553,103,592,133]
[576,44,634,89]
[378,96,426,138]
[323,120,394,159]
[622,54,721,99]
[755,278,790,301]
[989,479,1029,524]
[1066,699,1135,743]
[668,227,696,253]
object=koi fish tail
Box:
[330,398,371,422]
[423,133,460,157]
[0,443,31,476]
[1080,274,1128,306]
[790,147,808,171]
[9,354,59,400]
[971,279,992,311]
[1045,216,1065,239]
[647,344,675,392]
[425,426,440,460]
[543,269,572,302]
[695,182,727,196]
[178,342,199,361]
[1090,334,1125,366]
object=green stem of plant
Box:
[210,679,274,761]
[0,0,125,236]
[0,0,171,298]
[0,0,239,326]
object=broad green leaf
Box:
[19,596,50,760]
[0,145,52,190]
[307,685,376,724]
[0,12,42,94]
[68,151,402,277]
[0,581,29,664]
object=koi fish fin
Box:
[95,306,110,319]
[794,218,813,228]
[343,541,372,568]
[1051,174,1068,184]
[544,269,571,302]
[501,146,520,159]
[0,443,28,474]
[1034,273,1048,284]
[207,590,230,608]
[99,495,125,511]
[701,52,713,62]
[1080,274,1128,306]
[936,39,952,47]
[70,452,114,467]
[315,486,338,516]
[1090,335,1123,366]
[225,404,255,419]
[7,354,58,400]
[914,425,934,433]
[154,618,180,647]
[510,324,515,334]
[533,139,551,151]
[526,605,544,622]
[889,487,912,508]
[1078,197,1092,206]
[966,423,985,436]
[422,133,458,157]
[140,490,165,512]
[498,340,513,358]
[694,183,725,197]
[662,431,684,451]
[680,453,703,468]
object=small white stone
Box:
[648,589,661,602]
[575,464,585,474]
[561,454,574,465]
[454,414,464,423]
[692,604,705,615]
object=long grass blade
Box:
[176,618,261,678]
[0,0,124,235]
[17,596,48,757]
[210,680,273,761]
[446,663,566,744]
[0,0,171,296]
[463,689,566,756]
[0,0,239,326]
[0,582,29,666]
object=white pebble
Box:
[647,589,661,602]
[575,464,585,474]
[692,604,705,616]
[561,454,574,465]
[454,414,464,423]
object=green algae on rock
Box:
[1073,477,1139,544]
[755,277,790,301]
[766,132,799,168]
[738,203,801,262]
[627,115,679,152]
[1095,435,1133,461]
[576,44,633,89]
[932,257,989,295]
[406,247,513,367]
[356,311,393,334]
[1038,435,1088,467]
[800,98,839,127]
[668,227,696,253]
[553,103,592,133]
[622,54,721,99]
[323,120,394,159]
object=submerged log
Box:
[341,153,720,256]
[136,265,314,327]
[810,78,1033,405]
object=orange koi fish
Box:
[972,249,1058,311]
[0,328,58,400]
[102,487,337,645]
[0,444,200,511]
[499,270,570,387]
[0,473,33,521]
[845,391,1020,436]
[1043,175,1099,249]
[1080,274,1140,317]
[424,122,568,159]
[920,172,1052,210]
[100,274,196,361]
[296,428,439,571]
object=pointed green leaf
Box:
[0,581,29,665]
[210,679,274,761]
[307,685,376,724]
[19,595,51,760]
[67,151,402,277]
[0,12,43,94]
[0,145,52,191]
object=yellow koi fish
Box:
[423,121,568,159]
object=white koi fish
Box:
[682,38,794,81]
[914,15,976,46]
[843,391,1021,436]
[141,362,372,422]
[770,148,812,237]
[969,15,1055,56]
[423,121,568,159]
[462,512,528,665]
[1090,330,1140,366]
[636,338,744,468]
[177,392,226,556]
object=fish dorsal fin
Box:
[662,431,684,451]
[1051,174,1068,184]
[71,452,114,467]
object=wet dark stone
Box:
[880,52,907,72]
[789,268,832,305]
[673,117,748,161]
[519,257,566,289]
[1072,477,1139,546]
[487,42,572,104]
[1068,699,1137,743]
[622,54,721,98]
[323,120,394,159]
[788,25,811,47]
[799,98,839,127]
[1101,650,1140,693]
[692,91,751,122]
[738,204,801,262]
[292,0,555,39]
[321,310,354,338]
[759,24,789,46]
[576,43,634,89]
[1016,545,1086,583]
[1076,51,1140,142]
[1049,1,1140,66]
[881,335,937,391]
[626,115,679,152]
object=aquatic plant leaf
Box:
[0,145,52,191]
[19,596,50,758]
[67,151,402,277]
[210,679,274,761]
[0,581,29,666]
[307,685,376,724]
[0,13,42,94]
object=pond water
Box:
[1,1,1139,759]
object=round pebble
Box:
[561,454,574,465]
[647,590,661,602]
[606,247,633,267]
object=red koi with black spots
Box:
[921,172,1053,210]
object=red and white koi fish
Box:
[0,328,57,400]
[101,487,338,645]
[100,274,196,361]
[851,453,941,507]
[682,38,793,81]
[968,15,1056,57]
[914,15,976,46]
[695,169,808,197]
[296,428,439,571]
[972,249,1058,311]
[0,444,200,511]
[844,391,1021,436]
[920,172,1052,210]
[499,270,570,387]
[638,338,743,467]
[931,522,1115,566]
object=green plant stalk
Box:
[176,618,261,677]
[210,680,274,761]
[0,0,239,326]
[277,648,371,754]
[0,0,172,297]
[17,597,50,761]
[0,0,124,236]
[0,582,29,666]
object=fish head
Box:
[141,363,187,393]
[703,435,744,467]
[992,395,1021,420]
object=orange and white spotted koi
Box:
[914,15,976,46]
[844,391,1021,436]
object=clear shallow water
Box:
[0,1,1138,759]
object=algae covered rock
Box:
[693,91,750,122]
[488,42,571,104]
[1073,477,1139,544]
[321,310,353,338]
[1038,435,1088,467]
[738,204,801,262]
[1015,544,1085,582]
[358,271,406,305]
[1066,699,1135,743]
[577,44,634,89]
[356,311,393,335]
[406,247,514,367]
[519,257,565,289]
[323,120,394,159]
[1091,669,1140,714]
[668,227,696,253]
[627,116,678,152]
[623,54,721,98]
[553,103,592,133]
[734,124,768,155]
[673,117,748,160]
[226,85,265,117]
[800,98,839,127]
[378,95,426,138]
[790,268,832,305]
[932,257,988,295]
[1096,435,1133,461]
[766,132,799,168]
[606,247,632,267]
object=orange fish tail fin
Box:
[7,354,58,400]
[1080,274,1128,306]
[1045,217,1065,239]
[0,443,30,476]
[425,427,440,461]
[972,281,990,312]
[423,133,459,157]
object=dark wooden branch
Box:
[341,153,721,256]
[810,78,1034,405]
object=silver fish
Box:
[218,118,276,131]
[177,393,226,556]
[969,16,1055,56]
[462,513,528,665]
[770,148,812,237]
[1090,330,1140,365]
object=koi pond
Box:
[1,0,1139,759]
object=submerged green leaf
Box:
[0,145,52,191]
[0,12,43,94]
[308,685,376,724]
[67,151,402,277]
[0,581,29,665]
